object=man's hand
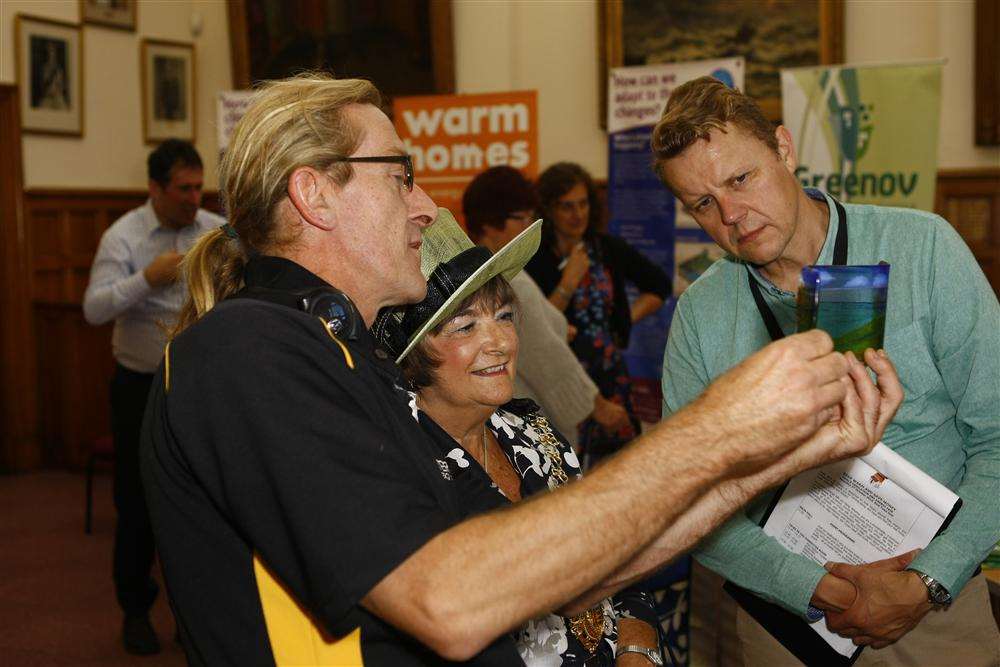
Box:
[810,549,917,612]
[787,348,903,468]
[143,250,184,287]
[823,550,930,648]
[592,395,631,434]
[860,348,903,444]
[711,345,902,553]
[692,330,851,475]
[810,572,858,612]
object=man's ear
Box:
[148,179,164,200]
[287,166,336,231]
[775,125,798,174]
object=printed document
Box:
[761,442,961,658]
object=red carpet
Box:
[0,471,185,666]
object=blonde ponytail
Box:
[171,228,247,338]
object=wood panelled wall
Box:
[5,173,998,472]
[20,190,220,470]
[936,168,1000,293]
[27,190,145,469]
[0,85,37,472]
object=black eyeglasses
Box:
[330,155,414,192]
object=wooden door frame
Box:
[0,84,39,471]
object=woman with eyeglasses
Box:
[525,162,671,465]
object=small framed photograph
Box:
[80,0,137,32]
[141,39,196,144]
[15,14,84,136]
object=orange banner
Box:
[394,90,538,227]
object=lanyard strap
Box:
[747,197,849,342]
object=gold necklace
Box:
[568,607,605,654]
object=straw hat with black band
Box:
[373,208,542,363]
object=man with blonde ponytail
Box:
[83,138,223,656]
[141,73,902,666]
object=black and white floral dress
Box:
[406,393,659,667]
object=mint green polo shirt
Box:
[661,190,1000,616]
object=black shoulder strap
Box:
[748,271,787,341]
[831,197,849,266]
[747,196,849,342]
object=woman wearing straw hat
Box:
[373,212,664,667]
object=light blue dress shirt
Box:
[83,200,225,372]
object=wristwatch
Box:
[907,568,953,606]
[617,645,664,666]
[805,605,826,622]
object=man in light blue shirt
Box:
[83,139,224,655]
[652,77,1000,665]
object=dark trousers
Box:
[111,363,158,616]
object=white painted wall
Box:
[453,0,607,178]
[453,0,998,178]
[0,0,232,189]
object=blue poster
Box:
[606,126,676,423]
[606,58,744,667]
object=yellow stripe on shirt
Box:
[318,318,355,370]
[252,552,363,665]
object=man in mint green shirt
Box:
[652,77,1000,664]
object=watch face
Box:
[930,586,952,605]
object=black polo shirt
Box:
[140,256,517,666]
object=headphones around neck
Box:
[296,287,362,341]
[239,285,362,341]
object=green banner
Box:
[781,62,942,211]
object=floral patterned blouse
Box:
[406,393,659,666]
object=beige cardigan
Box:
[510,271,597,448]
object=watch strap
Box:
[907,568,952,606]
[617,644,664,666]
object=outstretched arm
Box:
[361,331,868,661]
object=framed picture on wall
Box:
[141,39,196,144]
[226,0,454,96]
[15,14,84,136]
[599,0,844,123]
[80,0,137,32]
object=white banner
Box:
[217,91,257,153]
[608,57,744,134]
[780,61,943,210]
